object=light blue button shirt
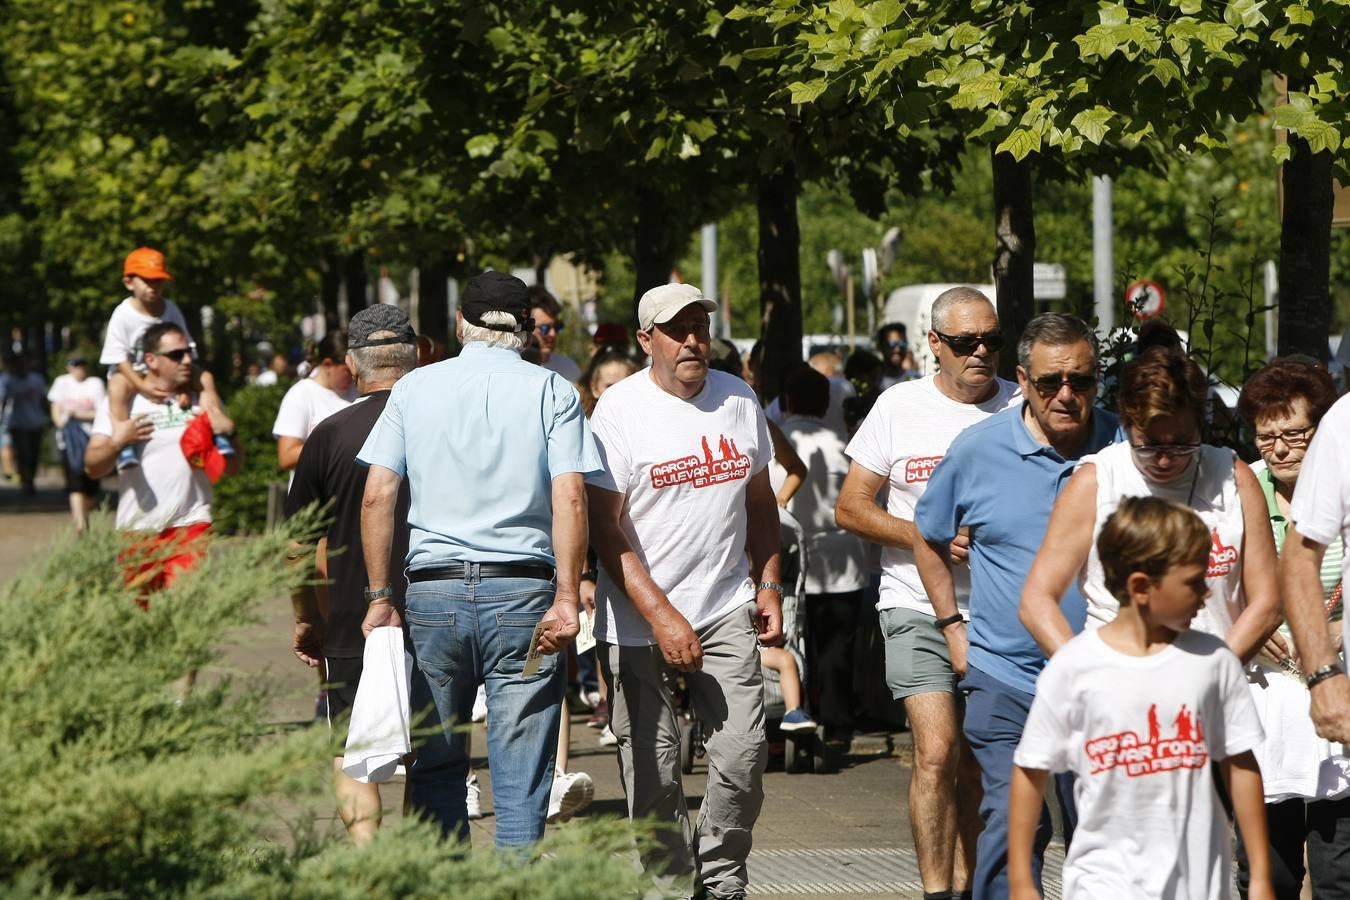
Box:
[357,344,603,570]
[915,403,1119,695]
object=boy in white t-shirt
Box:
[100,247,229,470]
[1009,496,1273,900]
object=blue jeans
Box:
[403,572,562,848]
[961,666,1077,900]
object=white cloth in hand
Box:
[341,626,413,784]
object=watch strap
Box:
[934,612,966,630]
[758,580,785,595]
[364,585,394,606]
[1306,662,1345,689]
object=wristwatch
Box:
[934,613,966,630]
[758,580,785,595]
[1305,662,1345,689]
[364,585,394,606]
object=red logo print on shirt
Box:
[1208,527,1237,578]
[1084,703,1209,777]
[650,434,752,490]
[904,455,943,484]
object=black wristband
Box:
[1306,663,1345,689]
[580,569,597,583]
[934,613,965,630]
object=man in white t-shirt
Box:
[530,286,582,383]
[86,322,239,591]
[587,282,783,900]
[1285,393,1350,744]
[836,287,1019,899]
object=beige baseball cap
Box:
[637,282,718,331]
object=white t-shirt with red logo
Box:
[844,374,1020,615]
[1016,629,1262,899]
[587,368,772,646]
[92,394,212,531]
[1079,443,1245,637]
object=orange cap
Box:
[123,247,174,280]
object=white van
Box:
[881,283,997,376]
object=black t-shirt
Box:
[285,390,411,658]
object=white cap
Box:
[637,283,718,331]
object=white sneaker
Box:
[471,684,487,723]
[581,689,601,709]
[599,725,619,747]
[547,769,594,824]
[466,773,484,819]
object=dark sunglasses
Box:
[934,330,1003,355]
[1028,372,1097,396]
[653,318,711,340]
[536,323,564,336]
[153,348,193,363]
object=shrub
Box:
[0,515,663,898]
[213,382,290,534]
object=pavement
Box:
[0,469,1066,899]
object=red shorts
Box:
[121,521,212,604]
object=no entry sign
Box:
[1126,280,1166,320]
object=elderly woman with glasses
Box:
[1018,345,1281,664]
[1233,358,1349,900]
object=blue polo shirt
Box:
[915,403,1119,695]
[357,344,603,570]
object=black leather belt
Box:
[408,563,555,583]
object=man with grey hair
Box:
[284,303,420,844]
[837,286,1018,899]
[913,312,1117,900]
[359,271,601,848]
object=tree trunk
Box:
[417,251,453,345]
[632,187,679,313]
[320,254,341,331]
[1278,131,1333,363]
[756,163,803,405]
[341,251,368,318]
[991,148,1037,380]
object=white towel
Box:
[342,626,413,784]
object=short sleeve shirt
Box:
[99,298,193,367]
[915,403,1119,694]
[271,377,353,441]
[357,344,602,569]
[285,391,410,658]
[586,368,773,645]
[845,374,1020,615]
[1016,629,1263,899]
[1289,394,1350,655]
[92,395,212,531]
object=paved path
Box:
[0,471,1068,899]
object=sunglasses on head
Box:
[153,348,192,363]
[1028,371,1097,396]
[934,330,1003,355]
[536,323,564,336]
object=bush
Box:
[0,516,664,898]
[213,382,290,534]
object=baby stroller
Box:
[677,507,830,775]
[763,507,831,774]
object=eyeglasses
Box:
[536,323,564,336]
[1028,372,1097,396]
[153,348,193,363]
[1129,442,1202,461]
[934,330,1004,355]
[1254,426,1315,449]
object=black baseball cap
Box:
[462,271,533,333]
[349,304,415,348]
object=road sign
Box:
[1126,280,1166,320]
[1033,261,1067,300]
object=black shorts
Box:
[322,656,363,746]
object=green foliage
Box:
[0,515,665,898]
[212,382,288,534]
